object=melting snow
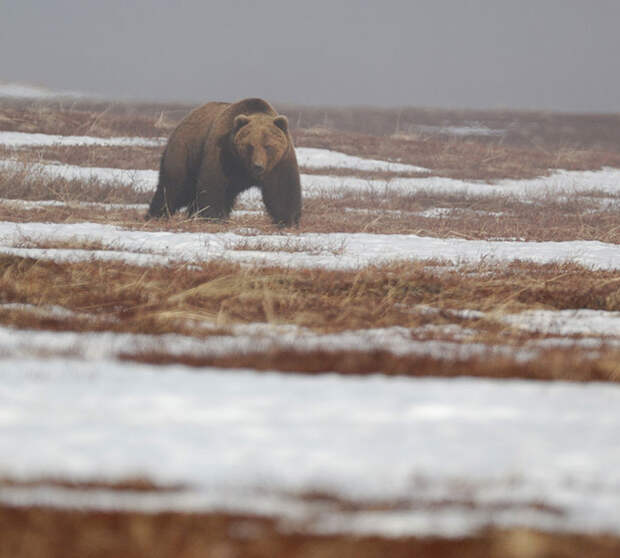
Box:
[1,360,620,536]
[0,324,523,363]
[0,221,617,270]
[1,124,619,538]
[503,309,620,337]
[415,124,505,137]
[0,131,429,173]
[0,198,147,211]
[295,147,429,173]
[0,131,165,148]
[3,152,620,201]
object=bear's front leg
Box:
[193,159,234,221]
[261,165,302,228]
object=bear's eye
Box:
[246,145,254,156]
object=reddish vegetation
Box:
[1,505,619,558]
[0,97,619,555]
[3,99,620,180]
[293,128,620,180]
[122,345,620,383]
[0,255,618,382]
[0,477,184,493]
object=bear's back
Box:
[171,102,228,147]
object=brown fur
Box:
[147,98,301,227]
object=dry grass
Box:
[2,104,619,242]
[5,126,620,182]
[1,505,620,558]
[293,128,620,181]
[0,201,146,226]
[0,100,179,137]
[0,162,150,205]
[122,345,620,383]
[4,97,620,147]
[0,190,618,243]
[0,255,619,381]
[3,100,620,181]
[2,256,619,330]
[0,102,618,381]
[0,477,184,493]
[0,144,161,170]
[222,236,346,255]
[282,103,620,150]
[2,101,619,245]
[1,101,620,549]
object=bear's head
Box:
[232,113,290,179]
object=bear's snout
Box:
[252,162,265,176]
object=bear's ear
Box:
[273,115,288,132]
[233,114,250,133]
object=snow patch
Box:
[295,147,429,173]
[0,324,522,363]
[503,309,620,337]
[0,198,148,212]
[0,221,617,270]
[3,158,620,202]
[415,124,505,137]
[0,131,165,148]
[1,360,620,536]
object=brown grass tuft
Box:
[1,505,619,558]
[0,255,618,381]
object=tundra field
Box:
[0,89,620,557]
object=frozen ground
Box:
[0,220,618,270]
[0,313,616,371]
[295,146,428,173]
[0,131,427,172]
[502,309,620,337]
[1,127,619,539]
[0,130,165,148]
[1,360,620,537]
[414,123,505,137]
[0,323,529,363]
[0,198,148,211]
[3,144,620,200]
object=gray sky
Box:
[3,0,620,111]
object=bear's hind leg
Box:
[146,183,169,218]
[148,174,197,219]
[192,188,236,220]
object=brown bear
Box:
[147,98,301,227]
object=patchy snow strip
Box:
[0,131,165,148]
[415,124,505,137]
[3,158,620,201]
[0,324,522,363]
[302,167,620,199]
[0,159,158,191]
[0,198,148,212]
[0,303,116,325]
[295,147,429,173]
[1,360,620,536]
[0,221,618,270]
[0,134,427,172]
[0,246,172,267]
[503,309,620,337]
[0,303,79,320]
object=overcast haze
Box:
[2,0,620,111]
